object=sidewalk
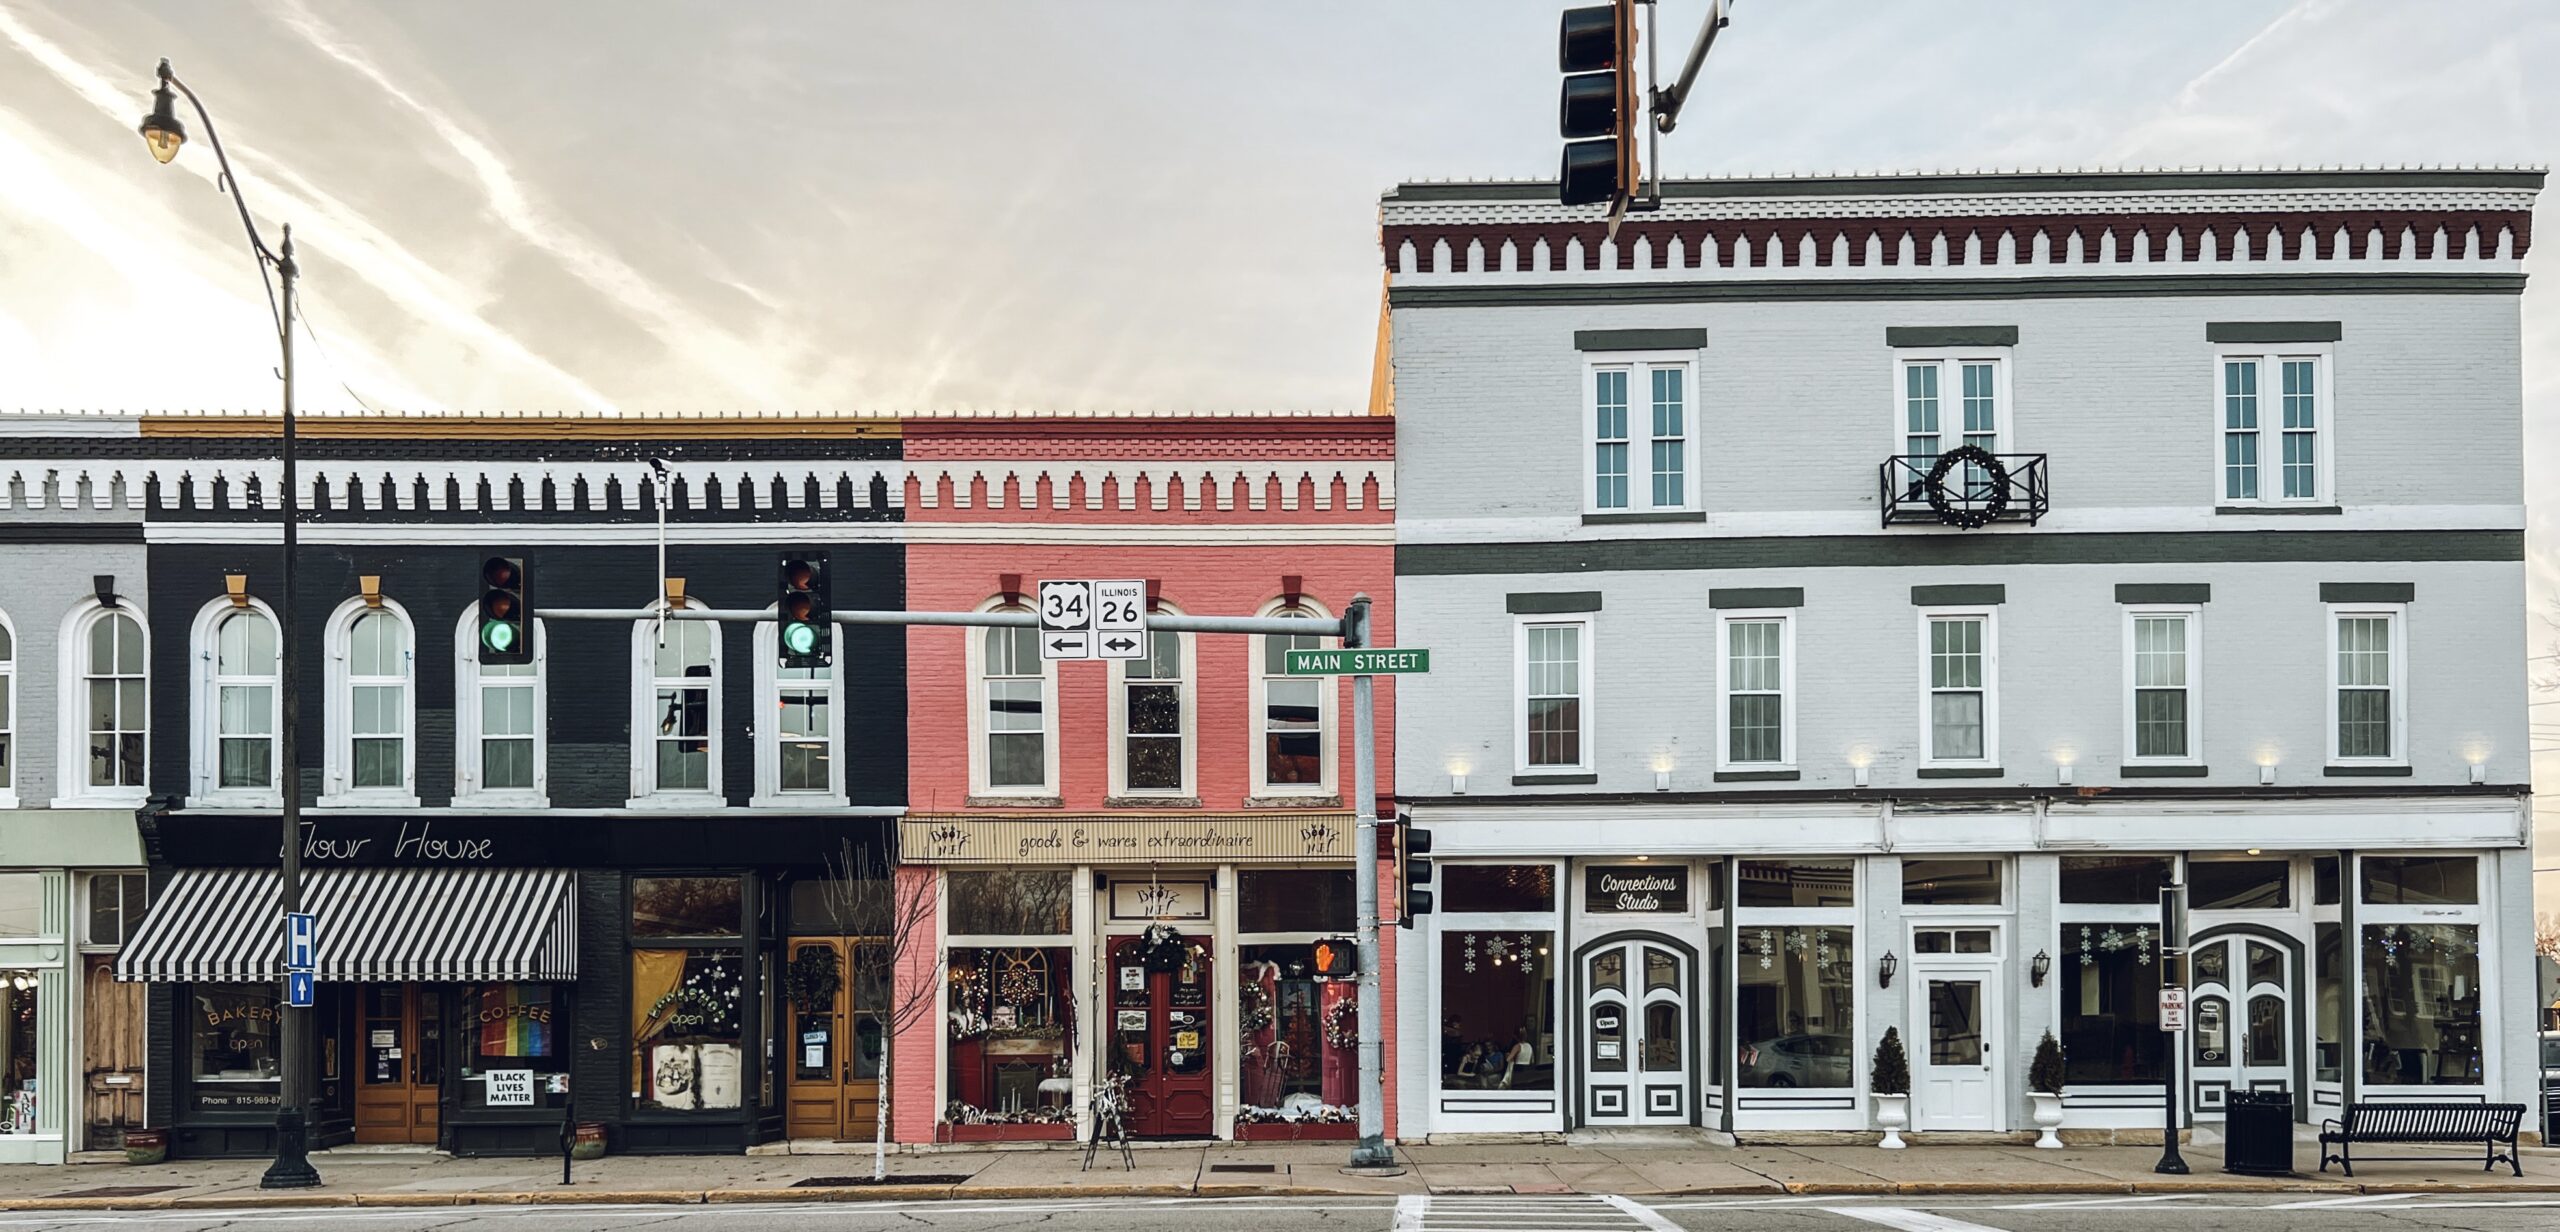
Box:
[3,1138,2553,1211]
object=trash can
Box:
[2222,1088,2295,1176]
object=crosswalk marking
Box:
[2266,1193,2416,1208]
[1404,1193,1683,1232]
[1826,1207,2012,1232]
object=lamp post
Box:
[138,59,319,1190]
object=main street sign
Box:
[1284,648,1432,675]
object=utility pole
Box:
[1345,595,1397,1172]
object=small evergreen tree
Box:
[1870,1026,1911,1095]
[2029,1030,2067,1095]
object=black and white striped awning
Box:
[117,867,577,983]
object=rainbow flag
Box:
[476,985,553,1058]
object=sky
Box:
[2,1,2558,913]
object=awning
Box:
[117,867,576,983]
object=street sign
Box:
[1093,580,1146,660]
[1285,648,1433,675]
[1038,580,1092,660]
[1041,630,1091,660]
[286,911,316,971]
[2158,986,2188,1033]
[286,970,314,1008]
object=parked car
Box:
[1738,1033,1853,1088]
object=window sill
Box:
[1102,795,1201,809]
[749,793,851,810]
[964,795,1063,809]
[1916,766,2004,779]
[1244,794,1343,809]
[1510,772,1598,786]
[187,792,283,811]
[624,792,725,811]
[451,792,552,811]
[316,792,422,810]
[2120,764,2208,778]
[2215,504,2341,516]
[0,792,17,810]
[2323,764,2413,777]
[1582,511,1706,525]
[1714,769,1800,782]
[51,789,146,810]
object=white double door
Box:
[2189,933,2294,1112]
[1912,962,2003,1131]
[1580,936,1692,1125]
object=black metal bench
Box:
[2317,1101,2524,1177]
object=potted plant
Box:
[2027,1030,2067,1149]
[1870,1027,1911,1149]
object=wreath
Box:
[1138,923,1190,973]
[784,946,841,1015]
[1323,996,1360,1049]
[1239,982,1274,1034]
[1923,444,2011,529]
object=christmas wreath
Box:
[1137,922,1189,972]
[1239,981,1274,1034]
[1323,996,1360,1049]
[784,946,841,1015]
[1923,445,2010,529]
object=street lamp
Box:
[135,57,318,1191]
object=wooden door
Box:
[1107,937,1214,1138]
[81,956,146,1148]
[784,939,882,1140]
[353,985,442,1145]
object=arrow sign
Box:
[1285,648,1432,675]
[1041,630,1091,661]
[1099,634,1142,659]
[286,970,315,1008]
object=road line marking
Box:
[1826,1206,2011,1232]
[1599,1193,1685,1231]
[2266,1193,2417,1208]
[1395,1193,1428,1231]
[1979,1194,2207,1210]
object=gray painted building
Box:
[1385,169,2542,1143]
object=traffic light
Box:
[1398,819,1434,926]
[476,556,531,665]
[1558,1,1638,207]
[1311,936,1357,979]
[777,553,831,668]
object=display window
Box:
[944,946,1073,1125]
[631,949,745,1111]
[460,983,568,1111]
[1436,930,1555,1091]
[1734,926,1854,1088]
[1236,869,1358,1132]
[2,972,35,1134]
[190,985,280,1113]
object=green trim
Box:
[1709,587,1803,609]
[1512,773,1599,786]
[1388,273,2527,309]
[2208,321,2342,343]
[2122,764,2210,778]
[2320,582,2415,603]
[2324,765,2415,777]
[1714,770,1801,783]
[1583,511,1707,525]
[1384,169,2548,202]
[2215,505,2343,516]
[2116,583,2211,604]
[1913,583,2005,605]
[1398,530,2519,577]
[1887,326,2018,347]
[1918,767,2004,779]
[1507,591,1603,614]
[1575,327,1708,351]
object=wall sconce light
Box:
[2468,762,2486,785]
[224,574,251,608]
[2030,950,2051,987]
[1852,765,1870,789]
[358,575,384,607]
[1878,950,1899,989]
[2257,762,2276,786]
[1451,771,1468,796]
[2056,763,2074,787]
[1654,769,1671,791]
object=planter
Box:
[1235,1120,1358,1141]
[571,1122,608,1161]
[1871,1093,1909,1149]
[122,1128,167,1166]
[2029,1092,2065,1149]
[937,1121,1076,1143]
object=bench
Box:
[2317,1101,2524,1177]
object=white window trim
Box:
[1915,607,1998,769]
[319,596,420,808]
[2324,603,2407,767]
[453,608,550,810]
[1715,609,1795,771]
[1889,348,2016,468]
[1248,597,1337,799]
[2211,346,2335,508]
[2120,605,2204,766]
[1581,350,1698,515]
[750,610,847,808]
[187,597,283,808]
[1514,615,1595,775]
[1107,611,1196,799]
[0,606,17,808]
[966,598,1058,799]
[628,600,724,808]
[53,597,149,809]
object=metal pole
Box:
[1345,594,1396,1171]
[2155,881,2189,1175]
[1653,0,1729,133]
[262,227,319,1189]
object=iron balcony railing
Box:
[1878,448,2049,529]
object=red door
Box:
[1107,936,1214,1137]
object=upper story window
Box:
[1900,352,2004,497]
[1585,356,1693,513]
[2218,351,2329,506]
[634,615,721,802]
[323,600,416,806]
[60,602,148,802]
[752,614,842,806]
[2124,608,2202,764]
[1517,619,1591,772]
[1113,629,1192,797]
[1920,611,1996,765]
[1718,612,1792,769]
[972,610,1055,799]
[1253,600,1334,798]
[2328,607,2404,766]
[0,612,14,802]
[191,601,281,804]
[455,608,546,807]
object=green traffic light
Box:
[782,621,819,656]
[481,620,518,654]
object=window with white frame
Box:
[2123,609,2201,763]
[1920,612,1995,764]
[2219,352,2328,505]
[81,607,149,792]
[1253,600,1333,795]
[2329,608,2403,764]
[192,602,281,803]
[1717,612,1791,768]
[322,600,416,804]
[1586,356,1693,513]
[1517,620,1590,771]
[636,615,720,799]
[1114,630,1190,796]
[454,608,545,806]
[751,615,841,805]
[1900,353,2003,498]
[975,616,1052,796]
[0,612,14,801]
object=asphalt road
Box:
[1,1194,2558,1232]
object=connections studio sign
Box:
[1585,865,1687,914]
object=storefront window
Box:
[1901,859,2000,906]
[2359,857,2477,906]
[946,870,1072,937]
[1437,931,1553,1090]
[1735,926,1854,1088]
[2059,922,2163,1084]
[2314,856,2341,906]
[1239,870,1353,933]
[1239,944,1355,1124]
[632,876,742,937]
[2190,860,2290,911]
[2,972,35,1134]
[1738,860,1853,908]
[2059,856,2173,904]
[945,946,1072,1125]
[1442,865,1555,914]
[2314,923,2342,1082]
[460,983,567,1111]
[631,949,745,1111]
[191,985,280,1113]
[2360,923,2481,1085]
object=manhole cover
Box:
[788,1175,973,1188]
[48,1187,182,1199]
[1209,1163,1278,1174]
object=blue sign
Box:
[286,911,316,970]
[286,970,314,1008]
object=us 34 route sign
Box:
[1039,579,1146,660]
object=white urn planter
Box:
[1872,1093,1909,1149]
[2030,1091,2065,1149]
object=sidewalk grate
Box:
[1208,1164,1279,1174]
[47,1187,183,1199]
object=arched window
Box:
[1109,614,1192,799]
[631,606,721,803]
[0,610,15,804]
[1251,598,1336,800]
[752,614,842,806]
[190,600,281,805]
[454,607,547,807]
[64,604,148,797]
[970,602,1054,798]
[322,598,417,806]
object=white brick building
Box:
[1384,168,2542,1142]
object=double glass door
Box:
[1107,936,1215,1137]
[1580,937,1689,1125]
[354,984,441,1145]
[784,938,883,1141]
[2192,935,2292,1110]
